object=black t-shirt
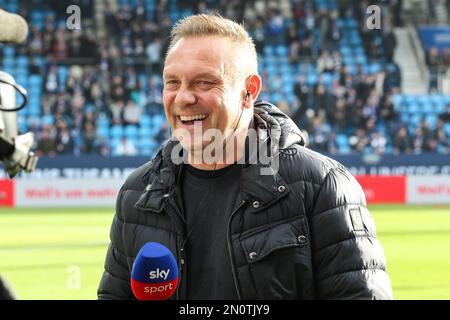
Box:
[181,163,242,300]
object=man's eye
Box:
[197,81,214,86]
[165,80,179,86]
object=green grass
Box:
[0,208,112,300]
[0,205,449,300]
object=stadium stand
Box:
[0,0,449,157]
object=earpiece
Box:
[244,90,251,103]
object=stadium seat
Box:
[3,46,15,58]
[2,58,14,68]
[96,125,109,139]
[264,45,275,56]
[16,56,28,68]
[110,125,124,139]
[124,125,139,139]
[444,124,450,136]
[275,45,288,56]
[138,138,157,155]
[410,114,422,127]
[17,115,27,133]
[425,114,438,129]
[97,115,110,127]
[41,115,54,126]
[140,115,151,127]
[307,73,317,85]
[110,139,122,155]
[152,114,166,127]
[29,75,42,87]
[391,94,403,110]
[139,126,153,138]
[28,106,41,117]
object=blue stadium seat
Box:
[408,103,420,115]
[97,115,110,127]
[444,124,450,136]
[17,116,27,133]
[264,45,275,56]
[140,115,151,127]
[410,114,422,127]
[6,3,18,13]
[29,75,42,87]
[2,67,14,75]
[336,134,348,146]
[124,125,139,139]
[110,125,124,139]
[418,95,432,107]
[431,94,445,109]
[42,115,54,126]
[275,45,288,56]
[16,75,28,87]
[425,114,438,129]
[368,63,381,74]
[152,114,166,129]
[341,45,352,56]
[18,106,28,117]
[339,144,352,155]
[404,95,418,106]
[28,106,41,117]
[258,92,270,102]
[391,94,403,111]
[17,56,28,68]
[16,66,28,75]
[138,138,157,155]
[3,46,15,58]
[399,112,409,124]
[346,19,357,28]
[320,73,333,86]
[139,126,153,138]
[110,139,122,155]
[2,58,14,68]
[96,125,109,139]
[307,73,317,85]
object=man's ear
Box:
[243,74,262,108]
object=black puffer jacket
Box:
[98,101,393,300]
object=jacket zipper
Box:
[176,246,185,300]
[163,186,187,301]
[226,199,247,300]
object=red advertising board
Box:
[0,179,14,207]
[355,176,406,204]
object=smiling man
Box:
[98,14,393,300]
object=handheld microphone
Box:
[131,242,179,300]
[0,9,29,44]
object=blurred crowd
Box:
[426,46,450,92]
[6,0,449,157]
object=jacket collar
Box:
[135,101,305,213]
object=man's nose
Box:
[174,86,197,106]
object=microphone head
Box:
[131,242,179,300]
[0,9,29,44]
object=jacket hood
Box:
[253,101,307,149]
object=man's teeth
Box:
[179,114,208,121]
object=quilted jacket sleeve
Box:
[97,187,134,300]
[310,165,393,299]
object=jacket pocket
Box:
[240,216,309,263]
[239,216,314,299]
